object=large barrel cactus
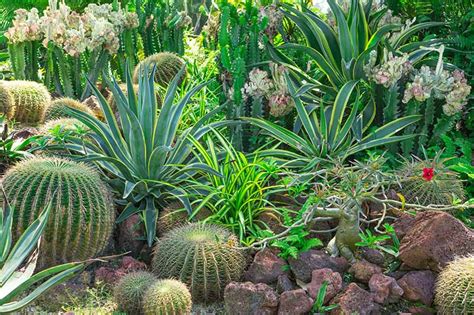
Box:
[152,223,246,302]
[44,97,94,121]
[0,81,14,119]
[3,80,51,124]
[114,271,157,314]
[133,52,186,86]
[1,157,115,266]
[435,255,474,314]
[143,279,192,315]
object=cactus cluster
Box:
[143,279,192,315]
[0,81,14,119]
[2,80,51,124]
[1,157,115,267]
[133,52,186,86]
[435,255,474,314]
[152,223,246,302]
[44,97,94,121]
[398,158,465,206]
[114,271,157,314]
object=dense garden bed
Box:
[0,0,472,314]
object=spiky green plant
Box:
[142,279,192,315]
[133,52,186,86]
[114,271,157,314]
[106,83,162,111]
[44,98,94,121]
[3,80,51,123]
[152,223,246,302]
[0,81,14,119]
[398,154,466,206]
[1,157,115,267]
[40,118,88,135]
[435,255,474,314]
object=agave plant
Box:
[0,115,38,163]
[0,195,84,312]
[244,76,420,170]
[65,65,227,246]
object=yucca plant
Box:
[244,77,420,170]
[0,195,84,313]
[64,64,227,246]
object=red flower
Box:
[422,167,434,181]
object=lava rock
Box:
[278,289,313,315]
[393,212,417,240]
[397,270,436,306]
[224,282,279,315]
[368,273,404,304]
[361,248,385,266]
[288,250,348,282]
[94,256,146,286]
[307,268,342,303]
[244,249,289,284]
[330,283,380,315]
[399,211,474,271]
[349,259,382,283]
[117,214,145,256]
[276,274,295,294]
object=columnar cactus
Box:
[435,255,474,314]
[0,81,14,119]
[133,52,186,86]
[143,279,192,315]
[44,97,94,121]
[152,223,246,302]
[114,271,157,314]
[3,80,51,123]
[1,157,115,267]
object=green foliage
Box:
[311,281,339,314]
[65,64,225,246]
[0,115,38,163]
[152,223,246,302]
[142,279,192,315]
[0,196,84,313]
[0,81,14,119]
[355,224,399,257]
[273,226,322,260]
[1,157,115,267]
[2,80,50,124]
[133,52,186,86]
[44,98,94,122]
[114,271,156,314]
[435,255,474,314]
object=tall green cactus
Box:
[1,157,115,267]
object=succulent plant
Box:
[40,117,89,135]
[398,157,465,206]
[133,52,186,86]
[3,80,51,124]
[107,83,162,111]
[435,255,474,314]
[152,223,246,302]
[114,271,157,314]
[0,81,14,119]
[157,201,210,236]
[44,97,94,121]
[1,157,115,267]
[143,279,192,315]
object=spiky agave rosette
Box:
[133,52,186,86]
[44,97,95,121]
[143,279,192,315]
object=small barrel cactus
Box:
[133,52,186,86]
[143,279,192,315]
[435,255,474,314]
[398,157,465,206]
[3,80,51,124]
[44,97,94,121]
[2,157,115,267]
[0,81,14,119]
[114,271,157,314]
[152,223,246,302]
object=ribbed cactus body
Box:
[3,80,51,124]
[133,52,186,86]
[44,97,94,121]
[0,81,14,119]
[435,256,474,314]
[399,160,465,206]
[1,157,115,266]
[143,279,192,315]
[114,271,157,314]
[152,223,246,302]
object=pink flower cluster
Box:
[366,51,412,88]
[4,8,42,43]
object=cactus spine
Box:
[0,81,14,119]
[114,271,157,314]
[152,223,246,302]
[435,255,474,314]
[3,80,51,124]
[133,52,186,86]
[143,279,192,315]
[1,157,115,267]
[44,97,95,121]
